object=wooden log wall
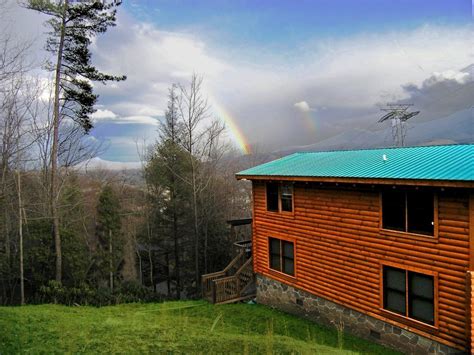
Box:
[252,181,472,351]
[469,271,474,352]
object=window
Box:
[266,183,279,212]
[383,266,435,326]
[382,190,434,236]
[281,185,293,212]
[269,237,294,276]
[266,183,293,213]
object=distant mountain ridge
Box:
[277,107,472,155]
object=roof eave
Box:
[235,174,474,189]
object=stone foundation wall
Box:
[256,274,466,354]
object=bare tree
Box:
[177,74,225,289]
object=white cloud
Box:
[294,101,313,112]
[92,109,118,120]
[91,109,158,125]
[115,115,159,125]
[429,70,470,85]
[65,10,474,154]
[76,157,142,170]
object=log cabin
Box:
[236,144,474,354]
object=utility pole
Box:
[378,104,420,147]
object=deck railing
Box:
[201,243,255,304]
[210,257,254,304]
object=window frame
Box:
[267,236,296,278]
[379,189,438,242]
[265,182,294,215]
[380,262,438,330]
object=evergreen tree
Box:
[145,85,190,298]
[96,184,121,291]
[26,0,126,282]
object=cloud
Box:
[429,70,470,84]
[115,115,159,125]
[92,109,118,120]
[76,157,142,170]
[396,64,473,121]
[294,101,313,112]
[18,2,471,158]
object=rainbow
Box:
[300,109,317,134]
[208,96,251,155]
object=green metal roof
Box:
[237,145,474,182]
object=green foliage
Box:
[97,185,121,234]
[0,301,401,354]
[60,183,92,285]
[36,280,161,306]
[96,184,123,285]
[26,0,126,133]
[24,220,56,289]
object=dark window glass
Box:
[282,241,294,275]
[383,266,406,315]
[382,190,405,231]
[383,266,435,326]
[266,183,279,212]
[407,191,434,236]
[409,272,434,325]
[269,237,294,276]
[269,238,281,270]
[283,258,294,275]
[281,184,293,212]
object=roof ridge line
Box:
[294,143,473,154]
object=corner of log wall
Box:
[468,271,474,354]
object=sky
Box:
[5,0,474,164]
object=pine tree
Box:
[96,184,121,291]
[146,85,190,298]
[26,0,126,282]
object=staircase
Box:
[202,240,255,304]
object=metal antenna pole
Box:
[378,104,420,147]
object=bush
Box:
[37,280,162,306]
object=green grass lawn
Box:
[0,301,400,354]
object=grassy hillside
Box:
[0,301,400,354]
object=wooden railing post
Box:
[212,280,217,304]
[236,276,241,298]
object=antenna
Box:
[378,104,419,147]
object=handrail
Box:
[222,251,245,274]
[235,256,252,275]
[201,251,246,298]
[201,243,255,304]
[211,257,254,304]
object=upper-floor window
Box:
[266,182,293,213]
[383,265,435,326]
[382,190,434,236]
[269,237,295,276]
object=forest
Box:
[0,0,257,305]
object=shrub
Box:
[37,280,162,306]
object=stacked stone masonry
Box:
[256,275,467,354]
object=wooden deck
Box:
[202,240,255,304]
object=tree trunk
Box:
[137,250,142,285]
[109,229,113,291]
[171,183,180,299]
[192,168,200,290]
[17,170,24,305]
[146,221,154,290]
[204,221,208,274]
[165,252,170,296]
[51,0,68,283]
